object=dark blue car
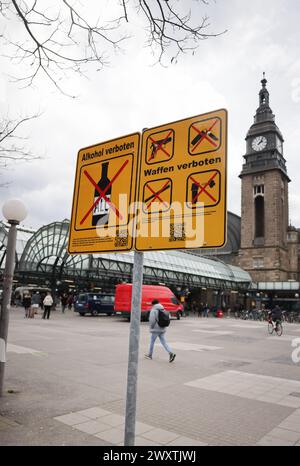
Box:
[74,293,115,316]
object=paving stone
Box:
[95,427,124,444]
[257,437,295,446]
[268,427,300,442]
[278,398,300,408]
[133,437,162,446]
[73,419,112,434]
[278,420,300,433]
[101,413,125,427]
[54,413,90,426]
[166,436,207,446]
[0,416,19,431]
[135,422,154,435]
[141,428,180,444]
[76,407,111,419]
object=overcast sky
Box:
[1,0,300,232]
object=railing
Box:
[230,309,300,323]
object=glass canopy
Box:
[1,219,252,290]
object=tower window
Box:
[253,257,264,268]
[259,90,269,106]
[255,195,264,238]
[254,185,264,196]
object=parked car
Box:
[114,284,183,321]
[74,293,115,316]
[210,306,224,318]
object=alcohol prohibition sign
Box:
[68,132,140,254]
[80,159,129,225]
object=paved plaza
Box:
[1,307,300,446]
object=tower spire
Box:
[261,71,267,87]
[259,72,269,106]
[254,73,273,123]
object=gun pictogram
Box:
[149,136,172,160]
[191,130,218,147]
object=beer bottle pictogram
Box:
[92,161,111,226]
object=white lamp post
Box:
[0,199,27,396]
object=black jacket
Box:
[22,296,31,308]
[271,306,282,320]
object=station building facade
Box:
[0,217,251,309]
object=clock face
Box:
[252,136,267,151]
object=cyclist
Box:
[270,305,282,331]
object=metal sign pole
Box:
[124,250,144,446]
[0,221,18,396]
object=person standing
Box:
[145,299,176,363]
[67,294,74,311]
[203,303,210,318]
[61,293,68,313]
[31,292,41,318]
[40,292,46,311]
[22,292,31,318]
[42,292,54,320]
[198,302,204,318]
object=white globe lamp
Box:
[2,199,27,224]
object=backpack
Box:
[157,308,170,327]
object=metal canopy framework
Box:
[0,221,34,270]
[0,220,251,291]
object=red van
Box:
[114,284,183,321]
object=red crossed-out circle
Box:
[80,159,129,225]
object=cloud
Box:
[1,0,300,236]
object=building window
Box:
[253,257,264,268]
[255,196,264,238]
[254,185,264,196]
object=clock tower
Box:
[238,75,293,281]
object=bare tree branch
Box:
[0,1,226,184]
[138,0,226,64]
[1,0,130,95]
[0,1,226,94]
[0,113,42,170]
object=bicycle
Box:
[268,319,283,336]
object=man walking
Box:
[145,299,176,363]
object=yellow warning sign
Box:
[135,109,227,251]
[68,133,140,254]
